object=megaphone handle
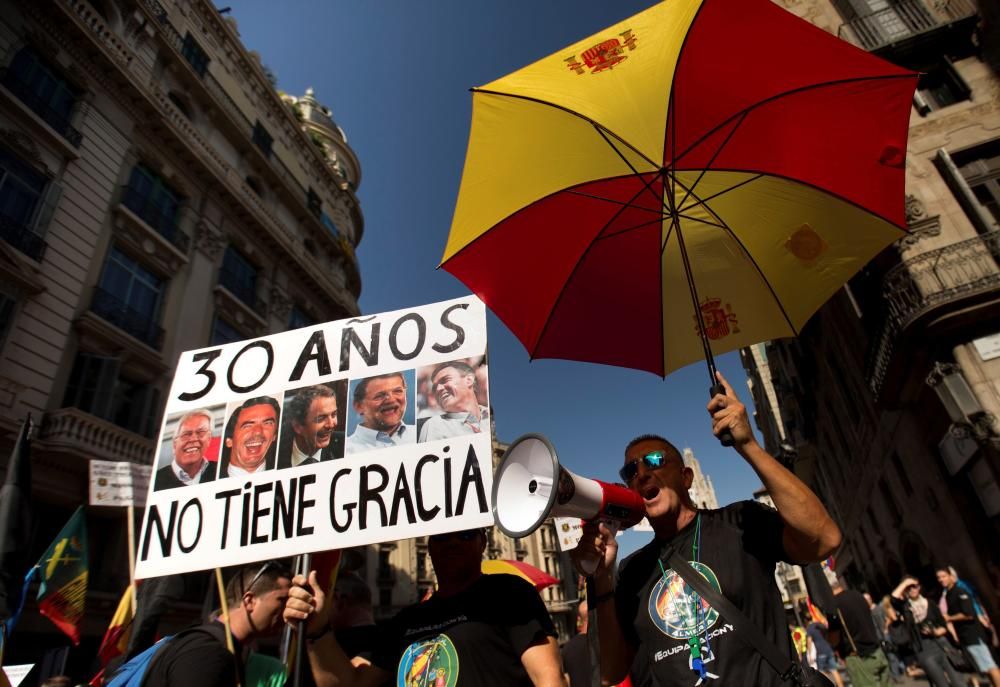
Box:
[579,520,619,577]
[710,384,735,447]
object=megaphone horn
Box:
[491,434,645,540]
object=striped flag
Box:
[97,585,134,664]
[37,506,88,644]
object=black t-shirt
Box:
[561,633,591,687]
[373,573,556,686]
[335,623,379,663]
[143,622,243,687]
[944,585,982,646]
[614,502,792,686]
[832,590,879,657]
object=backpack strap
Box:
[666,549,807,686]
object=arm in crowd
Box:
[521,636,566,687]
[283,571,389,687]
[570,521,634,686]
[708,371,842,563]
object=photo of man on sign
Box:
[345,370,416,454]
[219,395,282,478]
[417,357,490,443]
[277,382,346,468]
[154,405,225,490]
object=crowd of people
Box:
[10,371,999,687]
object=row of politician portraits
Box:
[153,356,490,491]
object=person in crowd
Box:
[330,571,378,667]
[889,576,964,687]
[807,617,844,687]
[938,566,1000,686]
[571,371,842,686]
[561,600,590,687]
[830,579,890,686]
[346,373,414,453]
[278,384,344,468]
[142,561,292,687]
[869,593,906,681]
[219,396,280,477]
[418,362,490,442]
[154,409,217,490]
[283,528,564,686]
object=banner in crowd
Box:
[37,506,89,644]
[135,296,493,578]
[89,461,151,508]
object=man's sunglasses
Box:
[240,560,288,597]
[619,450,668,484]
[429,530,480,543]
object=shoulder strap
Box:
[666,549,804,685]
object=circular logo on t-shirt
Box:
[397,633,459,687]
[648,562,721,639]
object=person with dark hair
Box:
[938,566,1000,686]
[220,396,280,478]
[830,579,890,686]
[571,371,842,686]
[418,361,490,442]
[330,571,378,666]
[141,560,292,687]
[155,409,217,490]
[889,576,963,687]
[346,373,413,453]
[278,384,344,468]
[284,528,564,686]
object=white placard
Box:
[136,296,493,578]
[2,665,34,687]
[90,460,152,507]
[554,517,583,551]
[973,333,1000,361]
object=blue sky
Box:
[228,0,766,557]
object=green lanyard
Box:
[658,513,708,679]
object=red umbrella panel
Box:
[481,559,559,592]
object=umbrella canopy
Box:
[481,559,559,591]
[442,0,917,378]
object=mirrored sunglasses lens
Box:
[643,451,665,469]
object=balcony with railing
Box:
[90,286,164,350]
[120,185,190,254]
[865,229,1000,398]
[0,213,47,262]
[0,67,83,147]
[38,407,154,465]
[838,0,978,60]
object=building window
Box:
[181,32,209,77]
[0,148,59,261]
[306,187,321,217]
[320,211,340,239]
[245,175,263,197]
[210,315,243,346]
[219,246,258,308]
[62,353,161,437]
[0,291,15,350]
[289,306,314,331]
[252,121,273,158]
[122,164,186,249]
[1,47,82,146]
[953,140,1000,231]
[915,61,971,115]
[92,246,164,349]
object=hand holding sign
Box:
[284,571,329,638]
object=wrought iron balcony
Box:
[120,185,190,253]
[0,213,46,261]
[837,0,978,55]
[866,229,1000,396]
[90,286,164,350]
[39,407,154,464]
[0,68,83,147]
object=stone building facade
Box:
[746,0,998,621]
[683,446,719,510]
[0,0,362,668]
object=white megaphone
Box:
[492,434,645,575]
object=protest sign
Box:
[2,665,33,687]
[135,296,492,578]
[554,517,583,552]
[89,461,151,507]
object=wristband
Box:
[306,624,332,642]
[591,590,615,607]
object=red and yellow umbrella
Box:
[442,0,917,381]
[481,559,559,592]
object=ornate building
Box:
[0,0,362,669]
[683,447,719,510]
[744,0,998,621]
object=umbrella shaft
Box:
[672,220,717,383]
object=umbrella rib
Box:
[674,110,750,213]
[592,125,669,211]
[676,213,728,230]
[595,216,670,243]
[473,88,660,170]
[671,73,917,167]
[529,176,664,360]
[564,189,664,216]
[671,174,799,338]
[677,174,765,215]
